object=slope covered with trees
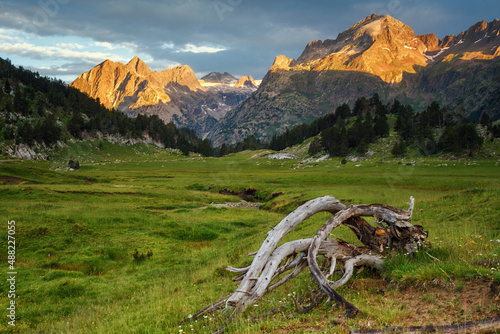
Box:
[267,93,498,158]
[0,57,214,157]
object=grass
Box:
[0,141,499,333]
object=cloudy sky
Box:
[0,0,499,82]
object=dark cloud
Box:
[0,0,499,80]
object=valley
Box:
[0,9,499,334]
[0,145,499,333]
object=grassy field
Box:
[0,142,499,333]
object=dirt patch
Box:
[219,188,258,201]
[384,279,500,326]
[266,279,500,333]
[0,175,26,185]
[54,190,138,195]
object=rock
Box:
[234,76,258,88]
[200,72,238,85]
[267,153,298,160]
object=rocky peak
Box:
[126,56,152,76]
[200,72,238,85]
[161,65,203,90]
[290,14,428,83]
[296,14,425,65]
[70,57,205,110]
[269,55,294,71]
[234,75,257,88]
[417,33,440,52]
[439,18,500,49]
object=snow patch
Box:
[475,33,488,44]
[425,47,450,62]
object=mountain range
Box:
[71,14,500,145]
[70,58,258,138]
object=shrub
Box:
[132,249,153,262]
[68,160,80,169]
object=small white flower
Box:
[188,314,192,319]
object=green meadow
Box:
[0,142,499,333]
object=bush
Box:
[391,141,405,157]
[132,249,153,262]
[68,160,80,169]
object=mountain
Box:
[70,59,257,139]
[200,72,238,85]
[211,14,500,145]
[234,75,258,88]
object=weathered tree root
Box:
[182,196,428,331]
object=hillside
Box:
[211,14,500,145]
[0,57,215,160]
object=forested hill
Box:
[269,94,500,158]
[0,57,215,158]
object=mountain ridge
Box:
[70,58,258,139]
[210,14,500,145]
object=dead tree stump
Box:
[183,196,428,330]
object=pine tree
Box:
[352,97,370,116]
[374,113,389,138]
[219,143,230,157]
[4,79,11,94]
[39,114,62,145]
[67,111,85,138]
[390,99,403,115]
[357,138,368,155]
[362,112,375,143]
[480,112,491,129]
[308,137,324,156]
[17,122,34,145]
[335,103,351,119]
[391,141,405,157]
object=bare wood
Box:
[184,196,428,331]
[226,196,346,308]
[307,203,420,316]
[331,254,384,289]
[237,238,362,309]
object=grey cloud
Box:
[1,0,499,81]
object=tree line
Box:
[0,57,215,156]
[260,93,498,158]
